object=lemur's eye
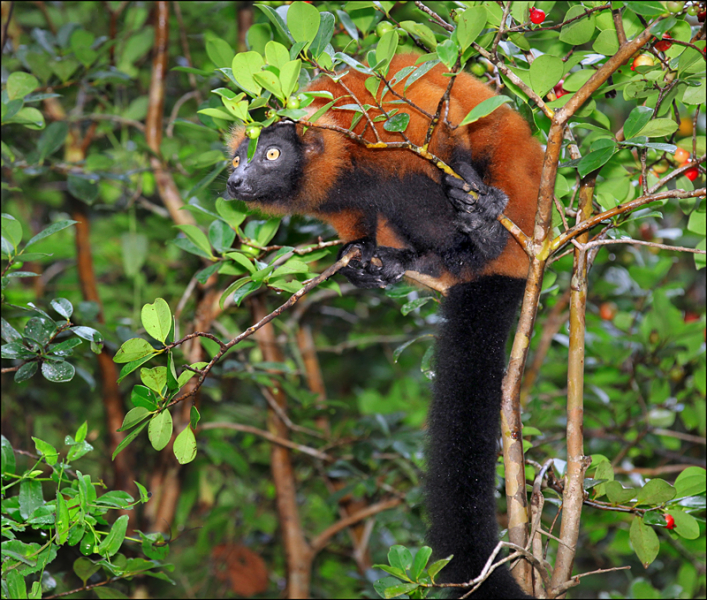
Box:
[232,156,240,168]
[266,148,281,161]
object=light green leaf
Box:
[529,54,563,98]
[231,51,265,96]
[559,4,596,46]
[636,118,679,138]
[456,7,486,52]
[114,338,157,364]
[459,96,512,126]
[265,41,291,69]
[175,224,214,258]
[279,60,302,99]
[148,410,173,451]
[630,517,659,567]
[206,36,234,69]
[173,426,197,464]
[141,298,172,344]
[7,72,39,100]
[288,1,321,45]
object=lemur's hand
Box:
[338,238,408,289]
[443,162,509,261]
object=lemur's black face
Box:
[226,123,304,204]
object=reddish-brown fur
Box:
[228,54,543,280]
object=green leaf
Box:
[1,435,16,478]
[119,407,151,431]
[376,30,399,71]
[562,69,594,92]
[141,298,172,344]
[311,11,335,58]
[216,198,249,228]
[209,220,236,253]
[50,297,73,319]
[559,4,596,46]
[399,21,437,49]
[25,219,77,248]
[130,386,159,410]
[288,1,321,45]
[173,426,197,464]
[148,410,173,451]
[279,60,302,99]
[1,213,22,251]
[37,121,68,162]
[70,29,97,67]
[67,173,100,204]
[253,69,284,101]
[529,55,563,98]
[7,72,39,100]
[383,112,410,133]
[140,366,167,395]
[459,96,512,126]
[256,218,281,246]
[605,481,636,504]
[246,23,272,55]
[112,421,148,460]
[636,118,679,138]
[55,491,70,544]
[32,437,58,465]
[256,4,293,43]
[630,516,659,568]
[427,555,452,580]
[456,7,486,52]
[577,140,617,178]
[388,545,413,571]
[624,106,653,140]
[265,41,291,69]
[674,467,706,498]
[592,28,619,56]
[233,280,261,306]
[176,224,215,258]
[401,297,433,315]
[666,510,700,540]
[231,51,265,96]
[19,479,44,519]
[636,478,676,505]
[114,338,157,364]
[190,406,201,429]
[73,557,101,585]
[98,515,129,558]
[411,546,432,580]
[41,360,75,382]
[626,1,665,16]
[436,39,458,71]
[383,583,419,598]
[14,361,38,383]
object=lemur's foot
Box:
[338,239,409,289]
[443,162,509,261]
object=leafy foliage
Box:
[1,1,705,599]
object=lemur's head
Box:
[227,122,306,205]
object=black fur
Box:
[330,157,509,285]
[427,277,530,598]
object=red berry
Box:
[665,514,676,529]
[529,7,546,24]
[655,34,673,52]
[684,311,700,323]
[599,302,617,321]
[553,80,568,97]
[699,10,706,22]
[684,166,699,181]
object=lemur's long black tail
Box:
[426,275,531,599]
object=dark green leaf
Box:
[41,360,75,382]
[25,220,77,248]
[67,173,100,204]
[630,517,659,567]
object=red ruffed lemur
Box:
[227,54,543,599]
